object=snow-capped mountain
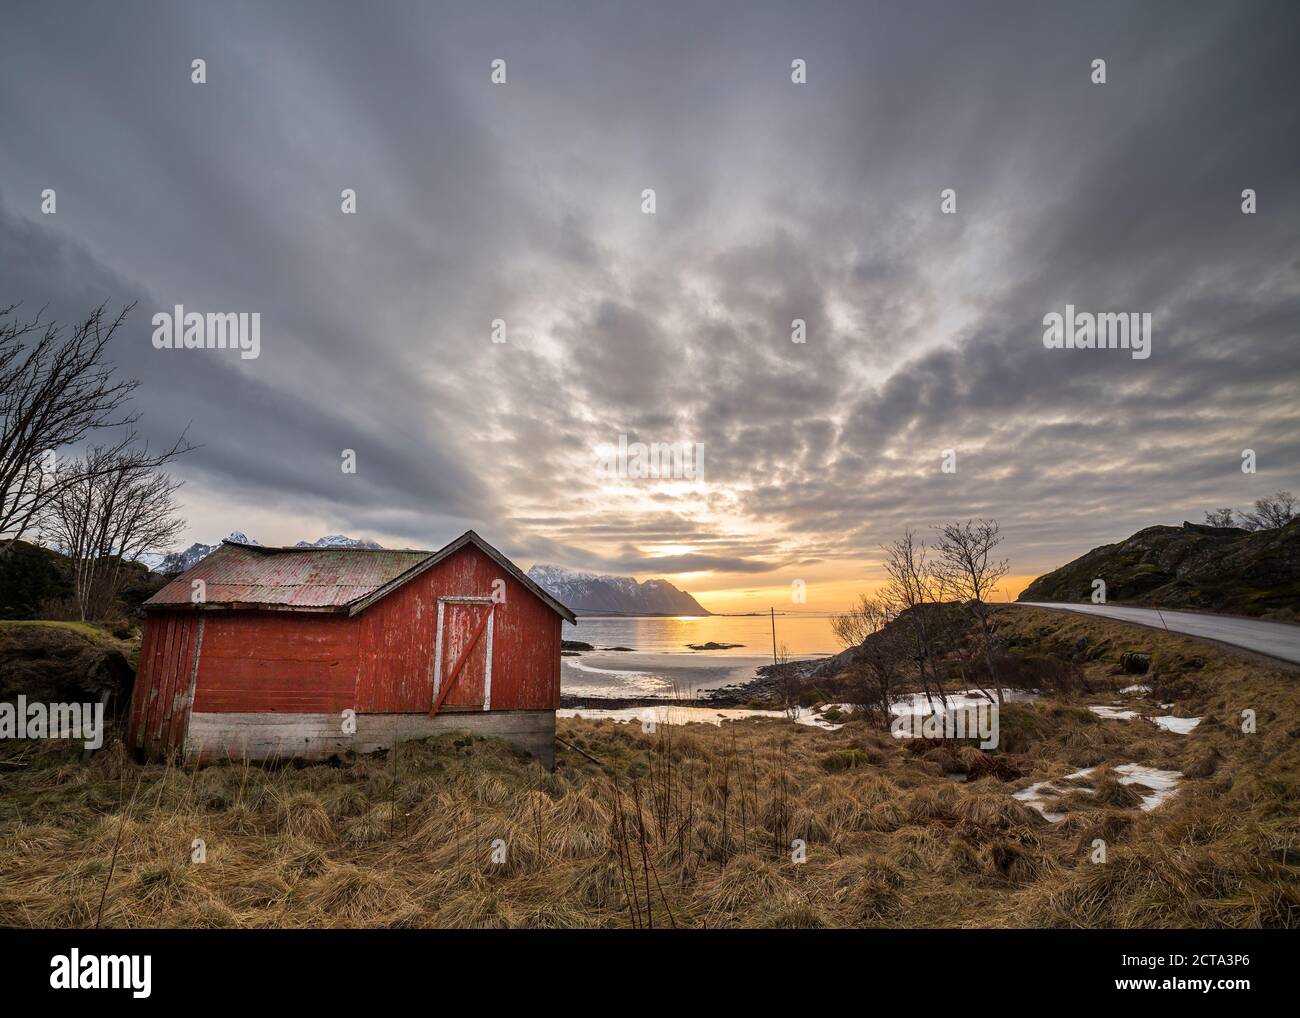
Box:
[152,533,380,574]
[527,564,710,616]
[134,551,169,572]
[153,532,257,574]
[295,535,383,549]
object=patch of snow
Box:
[1113,763,1183,811]
[295,535,382,549]
[890,688,1038,717]
[1090,704,1201,735]
[1152,715,1202,734]
[796,706,847,731]
[1120,684,1151,694]
[1089,705,1141,720]
[1014,763,1183,822]
[887,689,1035,741]
[1014,766,1096,822]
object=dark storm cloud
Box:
[602,548,784,576]
[1,0,1297,582]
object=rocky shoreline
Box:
[557,632,843,709]
[558,655,829,709]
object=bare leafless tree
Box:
[831,594,905,727]
[770,641,802,718]
[831,594,885,650]
[934,519,1009,704]
[39,442,188,620]
[1204,508,1237,528]
[881,529,953,712]
[1240,490,1296,531]
[1203,492,1295,532]
[0,303,142,552]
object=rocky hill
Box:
[0,542,71,620]
[0,541,165,621]
[1018,519,1300,618]
[527,564,710,616]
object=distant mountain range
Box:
[527,564,710,616]
[148,534,382,575]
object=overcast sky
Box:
[2,1,1297,610]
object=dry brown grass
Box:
[0,606,1297,928]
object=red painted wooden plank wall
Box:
[356,545,561,712]
[126,610,202,756]
[127,543,562,757]
[192,612,358,713]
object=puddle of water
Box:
[557,704,846,731]
[565,690,1035,733]
[559,689,1035,739]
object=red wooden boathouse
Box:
[126,531,575,766]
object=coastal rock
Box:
[1018,518,1300,617]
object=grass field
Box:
[1,608,1297,928]
[0,619,114,640]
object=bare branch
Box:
[38,440,189,620]
[0,302,143,551]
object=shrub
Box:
[821,748,871,772]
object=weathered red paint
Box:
[126,535,567,759]
[354,545,560,713]
[128,611,203,757]
[435,601,493,711]
[193,612,359,713]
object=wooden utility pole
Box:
[770,606,778,666]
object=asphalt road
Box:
[1016,602,1300,666]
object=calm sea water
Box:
[559,615,842,698]
[562,614,841,657]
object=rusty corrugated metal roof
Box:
[147,542,433,610]
[144,531,578,623]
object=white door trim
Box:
[432,597,495,710]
